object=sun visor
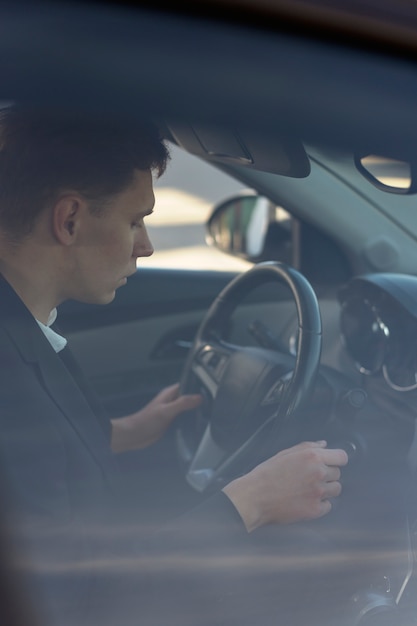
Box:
[165,122,310,178]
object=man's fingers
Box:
[321,448,349,467]
[325,466,341,482]
[157,383,181,402]
[315,499,333,519]
[324,480,342,499]
[277,440,327,458]
[169,393,202,416]
[277,441,349,469]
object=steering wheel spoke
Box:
[261,371,293,407]
[185,423,227,491]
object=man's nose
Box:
[140,242,154,257]
[134,227,154,258]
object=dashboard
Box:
[339,273,417,393]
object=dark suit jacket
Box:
[0,277,253,626]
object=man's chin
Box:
[100,281,128,303]
[100,290,117,304]
[78,291,117,306]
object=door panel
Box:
[66,310,206,416]
[58,268,240,415]
[58,267,344,418]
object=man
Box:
[0,105,348,625]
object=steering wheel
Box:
[177,261,322,493]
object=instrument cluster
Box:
[339,273,417,392]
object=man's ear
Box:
[52,195,86,245]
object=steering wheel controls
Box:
[198,347,228,383]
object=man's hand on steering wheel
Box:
[111,383,202,453]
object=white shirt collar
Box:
[36,308,67,353]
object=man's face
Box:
[68,168,155,305]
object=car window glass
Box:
[141,143,253,271]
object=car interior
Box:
[3,1,417,625]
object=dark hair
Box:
[0,105,170,239]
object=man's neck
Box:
[0,252,61,324]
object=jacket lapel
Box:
[36,345,116,473]
[0,278,117,475]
